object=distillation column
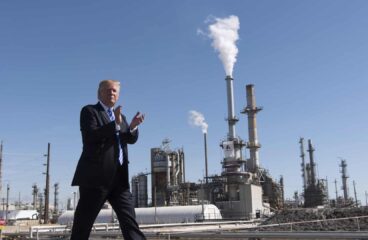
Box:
[307,139,317,187]
[299,138,307,190]
[340,159,349,202]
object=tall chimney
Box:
[241,84,262,173]
[204,132,208,184]
[307,139,316,186]
[225,75,238,140]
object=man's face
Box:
[99,81,120,108]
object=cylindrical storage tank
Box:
[135,204,222,224]
[58,205,222,225]
[58,209,115,225]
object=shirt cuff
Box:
[130,126,138,133]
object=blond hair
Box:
[97,80,120,99]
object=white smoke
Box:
[188,110,208,134]
[207,15,240,77]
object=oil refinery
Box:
[131,77,284,221]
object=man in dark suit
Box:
[70,79,146,240]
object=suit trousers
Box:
[70,168,146,240]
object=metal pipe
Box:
[175,152,180,186]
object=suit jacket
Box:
[71,102,138,189]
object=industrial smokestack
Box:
[225,75,238,139]
[241,84,262,172]
[188,110,209,183]
[204,132,208,184]
[200,15,240,139]
[307,139,317,186]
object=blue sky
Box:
[1,1,367,208]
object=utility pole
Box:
[365,191,367,206]
[43,143,51,224]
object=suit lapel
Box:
[96,102,111,125]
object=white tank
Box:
[135,204,222,224]
[57,204,222,225]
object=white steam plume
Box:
[208,15,240,77]
[188,110,208,134]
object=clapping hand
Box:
[114,106,123,125]
[130,112,145,130]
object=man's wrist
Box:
[130,126,138,133]
[115,123,121,131]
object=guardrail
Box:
[16,215,368,239]
[29,223,123,239]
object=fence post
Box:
[356,217,360,231]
